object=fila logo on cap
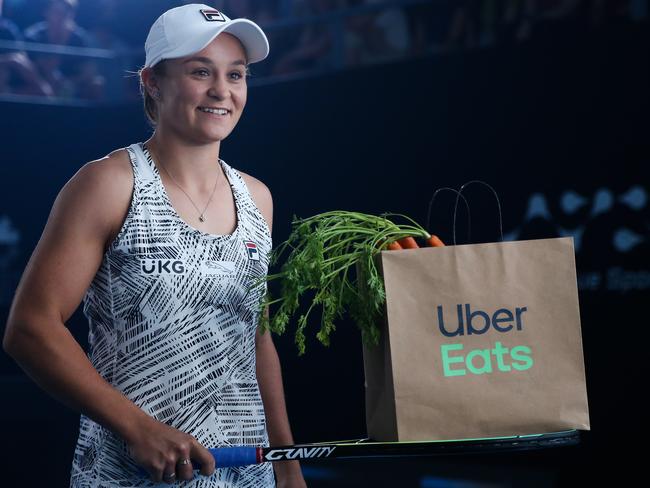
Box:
[200,9,226,22]
[243,240,260,261]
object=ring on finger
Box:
[163,471,176,481]
[177,458,191,466]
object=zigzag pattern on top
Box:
[70,142,275,487]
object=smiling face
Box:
[146,32,249,145]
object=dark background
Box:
[1,14,647,488]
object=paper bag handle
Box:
[452,180,504,245]
[426,187,472,243]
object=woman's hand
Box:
[125,415,216,484]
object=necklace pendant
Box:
[199,215,205,222]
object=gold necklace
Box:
[148,144,220,223]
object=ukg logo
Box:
[140,259,186,275]
[436,304,533,377]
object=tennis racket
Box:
[137,430,578,476]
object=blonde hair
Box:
[138,61,168,128]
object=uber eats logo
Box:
[436,304,534,377]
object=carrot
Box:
[426,234,445,247]
[387,240,403,250]
[377,237,402,250]
[397,236,419,249]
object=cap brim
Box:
[159,18,269,65]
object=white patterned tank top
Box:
[70,142,275,487]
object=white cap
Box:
[144,4,270,68]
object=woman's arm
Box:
[2,153,216,482]
[256,324,305,484]
[244,173,306,486]
[3,156,146,439]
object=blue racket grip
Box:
[136,446,260,477]
[209,447,259,467]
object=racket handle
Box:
[209,447,261,467]
[137,447,262,477]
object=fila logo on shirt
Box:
[243,240,260,261]
[200,9,226,22]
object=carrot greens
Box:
[255,210,432,355]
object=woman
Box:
[3,4,307,487]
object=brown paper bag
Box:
[362,237,590,441]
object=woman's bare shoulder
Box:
[238,170,273,232]
[237,170,273,208]
[59,148,134,248]
[237,170,272,201]
[82,147,132,181]
[74,148,132,192]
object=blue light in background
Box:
[420,476,503,488]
